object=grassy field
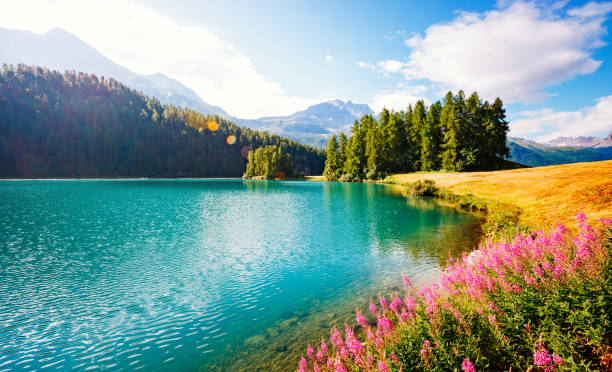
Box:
[389,160,612,230]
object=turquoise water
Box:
[0,180,480,371]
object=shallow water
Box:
[0,180,480,371]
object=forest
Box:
[243,145,294,179]
[323,91,510,181]
[0,64,325,178]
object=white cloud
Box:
[391,1,612,103]
[567,1,612,17]
[0,0,319,118]
[377,60,408,74]
[357,61,375,70]
[370,86,430,112]
[325,54,333,63]
[510,94,612,140]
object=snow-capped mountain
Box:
[545,133,612,148]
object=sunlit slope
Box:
[390,160,612,229]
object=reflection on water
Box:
[0,180,480,371]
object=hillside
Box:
[0,65,325,178]
[508,137,612,166]
[389,160,612,229]
[0,27,229,117]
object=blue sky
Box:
[2,0,612,140]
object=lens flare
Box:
[241,146,253,159]
[207,120,219,131]
[226,135,236,145]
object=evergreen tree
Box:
[338,131,348,165]
[343,119,367,180]
[420,101,442,171]
[440,92,459,171]
[409,101,426,170]
[323,135,342,181]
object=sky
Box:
[1,0,612,140]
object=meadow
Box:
[389,160,612,230]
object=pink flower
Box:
[389,353,398,362]
[379,296,388,309]
[334,357,347,372]
[377,360,388,372]
[552,353,564,365]
[316,349,324,363]
[356,310,368,328]
[599,218,612,225]
[299,357,307,372]
[403,276,412,287]
[366,354,374,366]
[462,357,476,372]
[390,296,403,312]
[307,344,315,360]
[488,314,497,326]
[320,340,329,355]
[576,212,587,224]
[369,299,377,315]
[420,339,432,358]
[377,317,394,334]
[533,348,551,366]
[404,295,416,312]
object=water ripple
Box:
[0,180,480,370]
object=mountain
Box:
[0,27,375,148]
[236,100,374,147]
[508,137,612,167]
[0,64,325,177]
[545,133,612,148]
[0,27,229,117]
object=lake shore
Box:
[297,160,612,371]
[387,159,612,232]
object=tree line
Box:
[323,91,510,181]
[0,64,325,178]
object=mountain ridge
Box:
[544,133,612,148]
[0,27,229,117]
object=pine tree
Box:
[323,135,342,181]
[409,101,426,170]
[440,92,458,171]
[343,119,367,180]
[420,101,442,171]
[338,131,348,165]
[490,97,510,167]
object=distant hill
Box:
[236,100,373,148]
[545,132,612,148]
[0,65,325,178]
[508,137,612,167]
[0,27,229,117]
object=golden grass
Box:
[391,160,612,230]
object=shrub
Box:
[298,215,612,371]
[339,174,356,183]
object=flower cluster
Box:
[298,214,611,371]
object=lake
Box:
[0,180,480,371]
